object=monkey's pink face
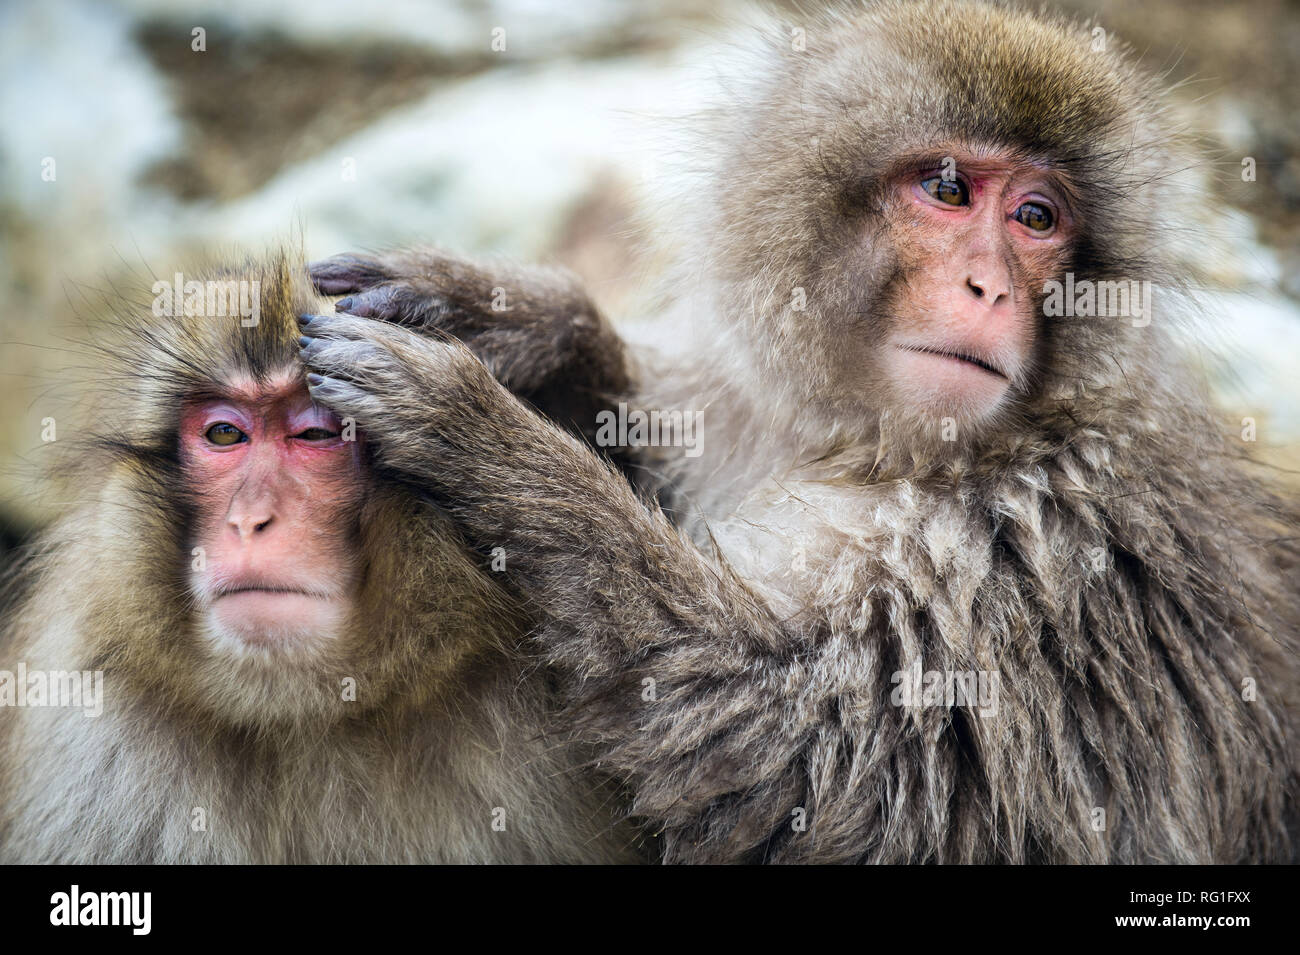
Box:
[882,158,1073,421]
[180,374,366,655]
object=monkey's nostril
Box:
[967,278,985,298]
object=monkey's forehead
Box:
[788,1,1150,155]
[103,253,331,414]
[184,369,306,404]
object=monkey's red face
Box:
[881,157,1073,422]
[180,373,366,654]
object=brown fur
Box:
[300,0,1299,863]
[0,251,640,864]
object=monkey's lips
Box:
[897,344,1007,379]
[890,342,1012,415]
[208,586,346,646]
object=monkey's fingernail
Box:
[298,336,313,348]
[335,297,354,313]
[306,373,324,386]
[298,314,315,327]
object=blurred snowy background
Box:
[1,0,1297,542]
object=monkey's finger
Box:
[308,253,392,295]
[333,284,423,321]
[299,311,380,340]
[300,311,433,353]
[304,373,387,423]
[333,282,476,339]
[298,332,388,383]
[334,285,396,318]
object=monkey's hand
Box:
[298,309,828,864]
[296,311,515,481]
[298,308,632,520]
[308,249,630,446]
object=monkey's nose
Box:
[965,271,1011,306]
[229,513,274,540]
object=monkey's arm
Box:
[299,313,839,863]
[309,250,630,449]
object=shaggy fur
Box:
[0,252,639,864]
[299,0,1299,863]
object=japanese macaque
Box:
[0,252,639,864]
[302,0,1299,862]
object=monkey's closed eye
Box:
[1013,202,1054,232]
[205,422,247,446]
[921,176,968,206]
[294,427,339,441]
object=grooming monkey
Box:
[304,0,1300,864]
[0,252,639,864]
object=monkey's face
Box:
[699,0,1170,458]
[870,155,1073,427]
[180,372,366,658]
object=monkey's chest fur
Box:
[0,666,636,864]
[681,440,1296,864]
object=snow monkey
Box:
[0,250,641,864]
[300,0,1299,862]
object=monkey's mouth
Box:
[205,583,349,649]
[217,586,328,598]
[210,584,340,612]
[898,345,1007,379]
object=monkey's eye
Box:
[293,427,338,441]
[204,422,247,446]
[1014,202,1054,232]
[921,176,968,206]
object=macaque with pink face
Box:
[0,256,640,864]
